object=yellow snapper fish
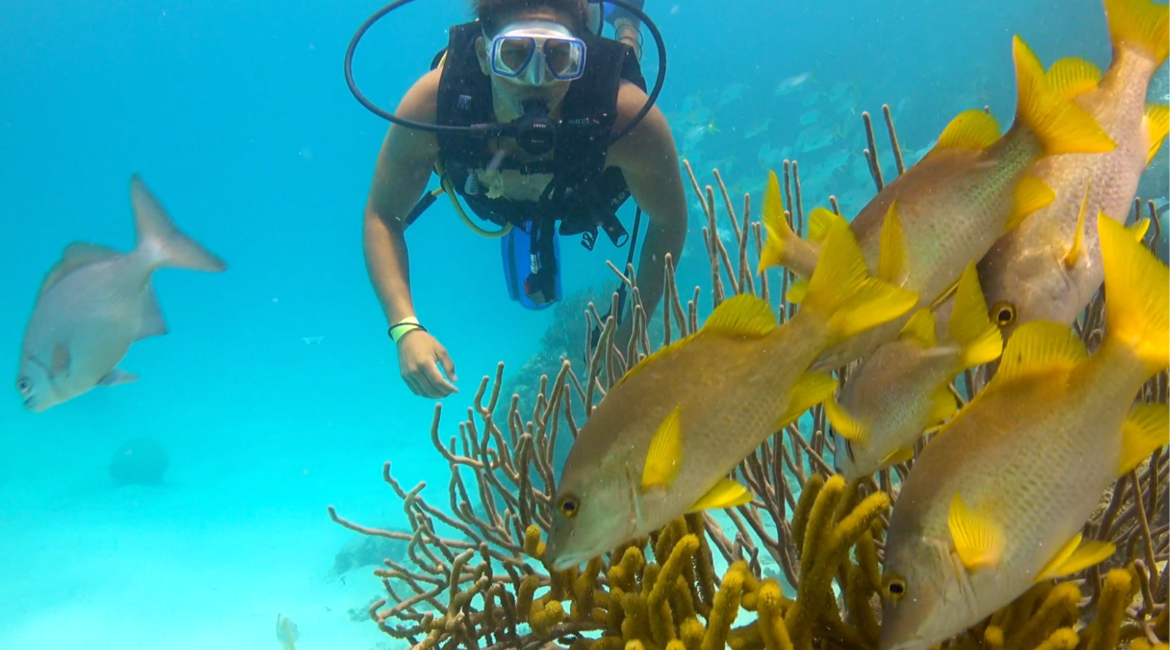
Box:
[827,263,1003,481]
[542,218,919,571]
[760,35,1116,372]
[878,214,1169,650]
[976,0,1169,340]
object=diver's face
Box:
[476,10,578,114]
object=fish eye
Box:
[557,495,579,518]
[16,378,30,394]
[883,575,908,601]
[991,301,1017,328]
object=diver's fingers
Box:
[423,361,458,397]
[402,371,426,397]
[437,349,458,383]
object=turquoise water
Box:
[0,0,1164,648]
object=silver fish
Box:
[16,175,226,412]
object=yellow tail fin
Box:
[1011,36,1116,157]
[800,218,919,340]
[759,171,820,279]
[1104,0,1170,67]
[1098,213,1170,373]
[1144,104,1169,166]
[948,263,1004,371]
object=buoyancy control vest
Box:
[427,21,648,307]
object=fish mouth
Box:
[549,552,591,572]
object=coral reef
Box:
[329,106,1169,650]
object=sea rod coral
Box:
[329,106,1168,650]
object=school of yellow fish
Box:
[546,0,1169,648]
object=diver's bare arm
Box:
[608,82,688,322]
[362,70,442,327]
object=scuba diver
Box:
[359,0,687,399]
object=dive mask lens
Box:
[489,21,586,84]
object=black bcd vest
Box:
[431,21,647,252]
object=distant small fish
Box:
[275,613,299,650]
[774,72,812,96]
[795,125,837,153]
[799,109,820,126]
[718,83,747,107]
[16,175,226,412]
[302,336,325,345]
[742,119,770,139]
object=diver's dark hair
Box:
[474,0,589,37]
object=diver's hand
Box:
[397,331,458,398]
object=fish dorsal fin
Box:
[932,109,1001,152]
[777,371,838,430]
[687,478,753,512]
[1118,402,1169,476]
[899,309,937,348]
[1129,217,1151,242]
[37,242,122,297]
[1143,103,1169,166]
[615,334,693,388]
[824,394,868,445]
[785,278,809,304]
[990,321,1087,386]
[1035,533,1116,582]
[949,262,1004,369]
[1044,57,1103,100]
[642,406,683,490]
[1063,185,1090,269]
[878,200,907,283]
[807,206,842,243]
[702,294,777,338]
[948,492,1004,571]
[1006,176,1055,233]
[929,386,958,425]
[878,446,916,468]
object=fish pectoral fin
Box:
[1119,402,1170,476]
[878,446,916,468]
[642,406,683,490]
[898,308,937,348]
[701,294,777,338]
[824,394,868,445]
[1063,185,1090,269]
[949,262,1004,370]
[1006,176,1055,233]
[987,322,1087,389]
[687,478,753,512]
[1043,57,1102,100]
[948,492,1004,572]
[98,369,138,387]
[878,200,907,284]
[928,386,958,425]
[50,343,71,379]
[1035,533,1115,582]
[785,278,810,304]
[1144,103,1169,167]
[778,371,838,430]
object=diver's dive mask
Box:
[488,20,586,85]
